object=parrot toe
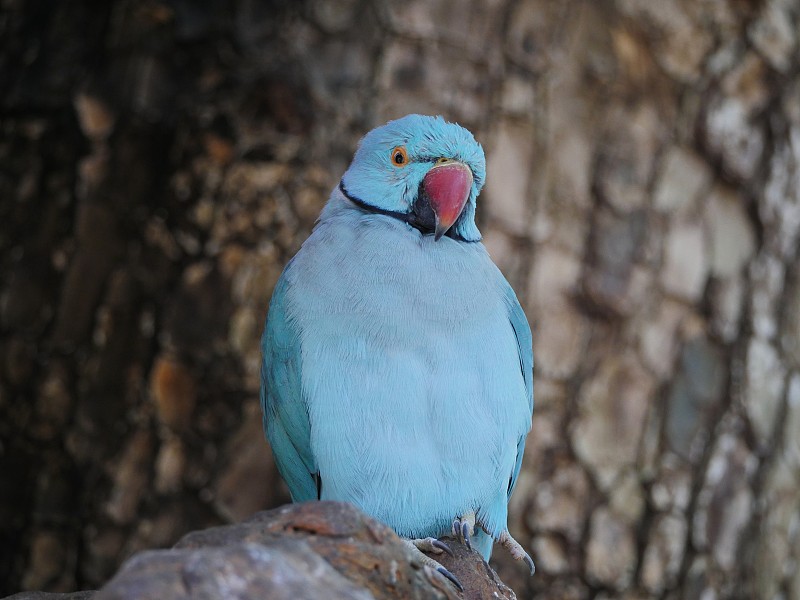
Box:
[451,512,477,552]
[409,536,454,557]
[498,529,536,575]
[403,539,463,592]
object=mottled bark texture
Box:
[26,502,513,600]
[1,0,799,598]
[5,502,513,600]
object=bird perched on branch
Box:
[261,114,534,589]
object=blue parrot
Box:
[261,114,534,587]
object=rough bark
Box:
[2,1,799,599]
[5,501,514,599]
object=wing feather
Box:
[504,284,534,499]
[261,266,318,501]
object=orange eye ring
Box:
[391,146,408,167]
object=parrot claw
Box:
[462,522,472,551]
[451,512,476,552]
[404,539,462,592]
[432,539,455,557]
[436,566,464,592]
[409,537,454,557]
[498,529,536,576]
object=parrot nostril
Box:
[436,157,449,165]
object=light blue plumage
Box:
[261,115,533,578]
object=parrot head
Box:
[339,114,486,242]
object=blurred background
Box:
[1,0,799,598]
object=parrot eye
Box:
[391,146,408,167]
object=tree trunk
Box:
[1,1,799,598]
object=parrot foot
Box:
[403,539,463,592]
[408,537,455,557]
[498,529,536,575]
[451,511,477,552]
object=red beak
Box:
[422,162,473,241]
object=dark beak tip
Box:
[433,218,447,241]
